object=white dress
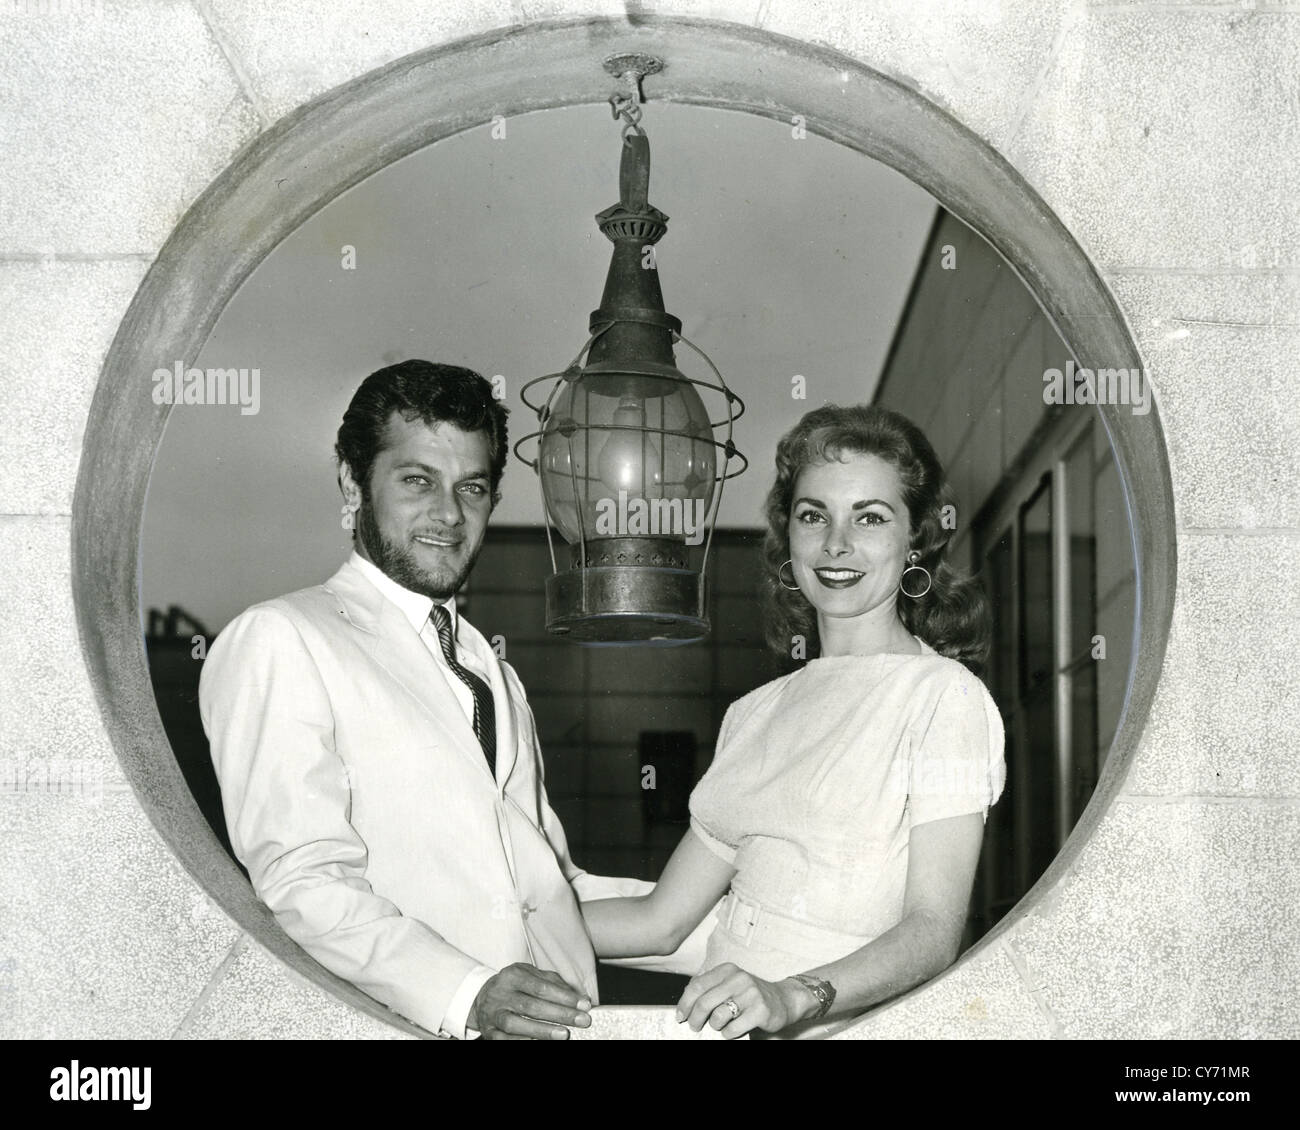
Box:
[688,638,1006,1038]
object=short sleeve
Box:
[908,673,1007,826]
[687,700,744,864]
[689,816,738,865]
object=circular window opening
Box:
[74,18,1175,1038]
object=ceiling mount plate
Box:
[604,53,664,103]
[603,53,665,80]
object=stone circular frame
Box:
[72,16,1175,1037]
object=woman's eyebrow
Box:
[794,495,896,513]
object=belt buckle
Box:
[726,892,759,944]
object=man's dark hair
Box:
[335,360,510,502]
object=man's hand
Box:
[469,963,593,1040]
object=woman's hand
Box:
[675,963,814,1039]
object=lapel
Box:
[323,558,497,788]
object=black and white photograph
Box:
[0,0,1295,1103]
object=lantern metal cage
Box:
[512,63,747,644]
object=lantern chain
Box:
[608,90,645,138]
[604,52,661,138]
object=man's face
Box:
[345,413,495,601]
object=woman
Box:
[583,404,1006,1039]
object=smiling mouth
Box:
[813,567,865,588]
[413,534,461,549]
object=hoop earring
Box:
[778,560,801,591]
[899,551,932,599]
[341,503,357,531]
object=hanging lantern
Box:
[513,55,746,645]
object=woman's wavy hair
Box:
[761,404,991,673]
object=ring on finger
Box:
[722,997,740,1020]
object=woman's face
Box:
[786,451,913,623]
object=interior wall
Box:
[881,211,1053,560]
[876,210,1136,748]
[876,209,1141,941]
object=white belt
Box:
[719,890,874,956]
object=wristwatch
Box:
[790,973,836,1021]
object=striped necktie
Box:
[430,604,496,776]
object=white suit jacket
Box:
[199,556,707,1038]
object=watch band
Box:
[790,973,836,1021]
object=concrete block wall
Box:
[1,0,1296,1039]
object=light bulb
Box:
[597,398,662,495]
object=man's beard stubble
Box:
[355,497,479,601]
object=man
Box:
[200,361,702,1039]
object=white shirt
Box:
[349,551,493,731]
[349,550,497,1039]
